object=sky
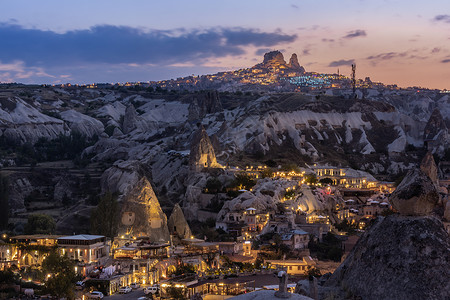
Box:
[1,0,450,89]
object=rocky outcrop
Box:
[420,152,439,187]
[186,91,223,121]
[53,176,73,203]
[423,108,449,155]
[253,51,305,73]
[325,216,450,300]
[424,108,447,141]
[100,160,149,195]
[8,177,33,211]
[260,51,286,68]
[389,169,439,216]
[288,53,305,73]
[117,177,170,242]
[168,203,192,241]
[122,104,138,134]
[189,125,221,171]
[0,97,67,144]
[60,109,104,138]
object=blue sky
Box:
[1,0,450,89]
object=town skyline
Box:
[1,0,450,89]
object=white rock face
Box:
[60,109,104,137]
[100,160,146,195]
[0,97,67,143]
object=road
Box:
[107,288,148,299]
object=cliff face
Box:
[118,177,170,242]
[325,216,450,300]
[189,125,221,171]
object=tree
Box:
[304,174,318,185]
[42,251,76,299]
[24,214,56,234]
[261,168,273,178]
[205,177,222,193]
[0,175,9,229]
[166,286,186,299]
[90,192,119,239]
[264,159,277,168]
[306,266,322,278]
[232,174,256,190]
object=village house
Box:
[281,229,310,250]
[265,256,316,275]
[57,234,110,264]
[0,240,17,270]
[10,234,62,266]
[310,165,379,189]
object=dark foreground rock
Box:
[389,169,439,216]
[324,215,450,300]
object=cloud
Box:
[291,4,299,9]
[0,60,59,82]
[442,59,450,63]
[431,47,441,53]
[367,52,404,61]
[343,30,367,39]
[434,15,450,23]
[0,23,297,68]
[328,59,355,67]
[255,48,272,56]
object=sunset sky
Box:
[1,0,450,89]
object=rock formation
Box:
[420,152,439,187]
[288,53,305,73]
[189,125,221,171]
[186,91,223,121]
[117,177,170,242]
[261,50,287,68]
[424,108,447,141]
[325,216,450,300]
[0,97,67,144]
[253,51,305,73]
[389,169,439,216]
[168,203,192,241]
[423,108,449,154]
[60,109,104,138]
[101,160,149,195]
[122,104,138,134]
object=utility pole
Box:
[351,64,356,98]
